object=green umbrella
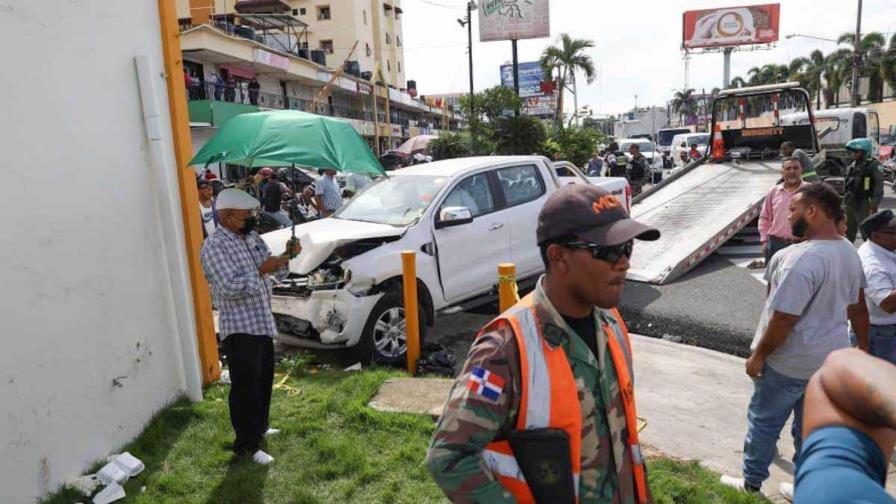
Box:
[189,110,385,177]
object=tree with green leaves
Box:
[540,34,595,129]
[429,132,471,160]
[671,88,698,125]
[838,31,888,103]
[494,116,547,155]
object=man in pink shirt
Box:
[760,158,808,263]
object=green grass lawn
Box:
[44,355,768,503]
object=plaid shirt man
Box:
[314,173,343,213]
[200,227,289,338]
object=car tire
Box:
[356,290,426,366]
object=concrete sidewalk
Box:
[373,334,895,502]
[634,335,895,501]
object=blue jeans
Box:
[743,363,809,488]
[849,324,896,364]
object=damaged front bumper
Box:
[270,288,383,349]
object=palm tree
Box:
[882,34,896,100]
[540,34,595,128]
[838,31,887,103]
[790,50,825,110]
[671,88,697,126]
[822,49,852,108]
[729,76,747,89]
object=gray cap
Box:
[537,184,660,246]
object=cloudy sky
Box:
[401,0,896,115]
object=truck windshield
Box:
[712,89,815,153]
[658,129,691,146]
[334,175,445,227]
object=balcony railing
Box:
[186,81,460,132]
[188,81,285,109]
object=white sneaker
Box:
[263,428,281,437]
[720,475,761,493]
[779,482,794,502]
[251,450,274,465]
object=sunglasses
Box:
[564,240,634,263]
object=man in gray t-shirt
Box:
[723,183,870,497]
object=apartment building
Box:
[289,0,406,91]
[175,0,454,157]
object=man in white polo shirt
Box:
[857,210,896,363]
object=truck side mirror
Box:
[435,206,473,229]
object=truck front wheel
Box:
[356,290,427,366]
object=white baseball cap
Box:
[215,189,259,210]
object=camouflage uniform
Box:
[426,278,651,503]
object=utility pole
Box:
[458,2,477,150]
[512,39,520,117]
[851,0,863,106]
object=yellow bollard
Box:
[402,251,421,374]
[498,263,519,313]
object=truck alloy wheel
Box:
[373,307,406,360]
[358,291,426,365]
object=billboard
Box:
[500,61,555,117]
[479,0,550,42]
[500,61,547,98]
[683,4,780,49]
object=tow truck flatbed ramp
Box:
[628,160,782,284]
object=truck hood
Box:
[261,218,406,274]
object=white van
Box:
[670,132,711,167]
[656,127,693,155]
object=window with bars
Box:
[317,6,331,21]
[320,40,334,54]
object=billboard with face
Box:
[683,4,780,49]
[478,0,550,42]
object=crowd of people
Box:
[184,69,262,106]
[193,146,894,502]
[584,141,705,198]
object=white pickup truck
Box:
[261,156,631,363]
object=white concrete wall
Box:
[0,1,196,502]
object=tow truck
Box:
[627,82,819,284]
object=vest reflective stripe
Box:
[605,308,649,503]
[482,444,526,481]
[517,308,552,429]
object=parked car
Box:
[261,156,631,364]
[670,132,710,167]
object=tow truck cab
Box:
[709,82,818,165]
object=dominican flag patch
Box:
[467,366,505,402]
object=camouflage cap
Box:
[537,184,660,246]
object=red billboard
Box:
[683,4,780,50]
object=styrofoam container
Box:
[109,452,144,477]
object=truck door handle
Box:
[489,223,504,231]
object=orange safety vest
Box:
[479,294,649,504]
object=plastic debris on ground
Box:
[92,482,125,504]
[107,452,144,477]
[96,462,128,486]
[219,369,231,384]
[415,343,457,377]
[344,362,362,372]
[66,475,101,496]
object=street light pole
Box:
[851,0,863,106]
